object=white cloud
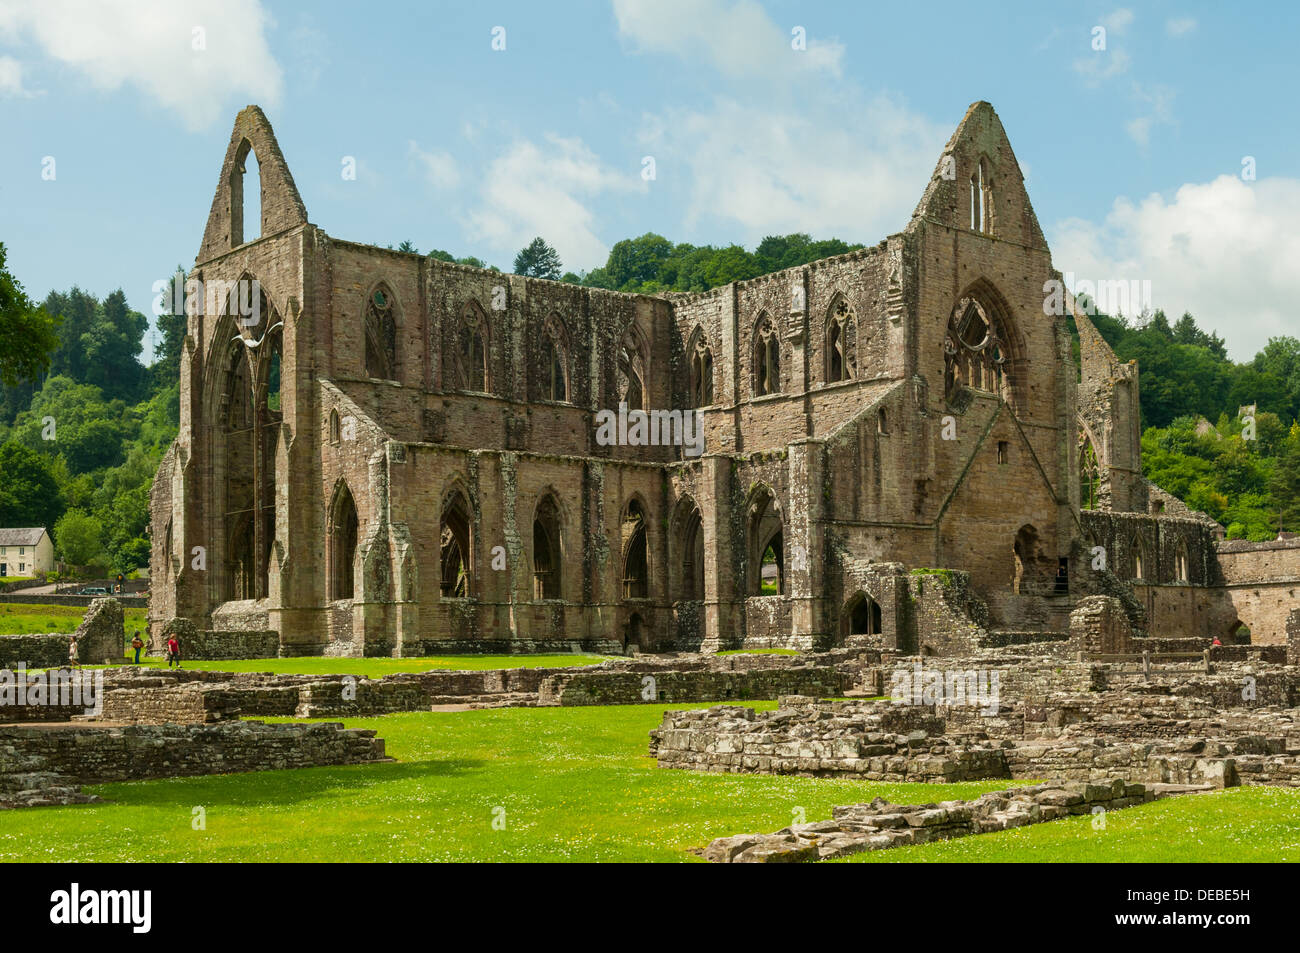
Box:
[637,94,948,246]
[0,53,33,97]
[1126,83,1176,147]
[463,135,644,271]
[1166,17,1197,36]
[409,141,460,190]
[1051,175,1300,359]
[612,0,843,81]
[0,0,282,130]
[1074,9,1134,84]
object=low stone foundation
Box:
[0,720,389,809]
[703,777,1198,863]
[0,634,71,668]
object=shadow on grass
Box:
[83,757,486,809]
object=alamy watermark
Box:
[595,402,704,457]
[890,663,1001,716]
[0,664,103,716]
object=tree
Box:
[54,508,104,566]
[513,237,562,280]
[0,243,61,388]
[397,240,418,253]
[0,441,63,529]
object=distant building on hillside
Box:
[0,527,54,578]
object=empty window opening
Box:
[328,483,359,600]
[440,490,472,597]
[827,298,857,383]
[230,140,261,247]
[846,592,882,637]
[622,499,649,599]
[532,495,562,599]
[689,329,714,407]
[754,315,781,396]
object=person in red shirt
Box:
[1211,636,1222,647]
[166,634,181,668]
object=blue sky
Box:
[1,0,1296,360]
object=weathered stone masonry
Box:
[149,101,1299,657]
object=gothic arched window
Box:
[617,327,647,411]
[753,314,781,396]
[450,304,489,392]
[970,158,994,234]
[944,297,1010,402]
[540,314,568,402]
[365,287,397,381]
[688,328,714,407]
[826,297,857,383]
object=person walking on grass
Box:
[166,633,181,669]
[131,634,145,664]
[68,635,79,670]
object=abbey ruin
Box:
[147,102,1300,658]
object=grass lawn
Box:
[3,701,1297,862]
[842,784,1300,862]
[0,702,1009,862]
[0,602,148,645]
[88,654,610,676]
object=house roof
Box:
[0,527,49,546]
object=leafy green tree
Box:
[0,441,63,529]
[513,238,562,280]
[54,508,104,566]
[0,243,61,388]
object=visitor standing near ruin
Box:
[131,634,145,664]
[68,635,79,670]
[166,633,181,669]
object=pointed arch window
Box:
[688,328,714,407]
[748,489,784,596]
[844,592,882,638]
[1174,540,1189,583]
[622,499,649,599]
[1131,537,1147,581]
[618,328,647,411]
[753,314,781,396]
[532,494,563,599]
[676,500,705,602]
[1079,432,1100,510]
[970,158,993,234]
[826,297,857,383]
[440,489,472,597]
[450,305,489,392]
[540,314,568,402]
[365,287,397,381]
[945,296,1010,401]
[328,482,359,600]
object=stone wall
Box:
[0,634,69,668]
[539,666,849,707]
[0,720,388,808]
[73,597,125,664]
[1213,538,1300,644]
[185,629,280,660]
[1069,595,1133,655]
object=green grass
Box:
[90,654,610,677]
[4,701,1297,862]
[0,702,1009,862]
[842,785,1300,862]
[0,602,148,645]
